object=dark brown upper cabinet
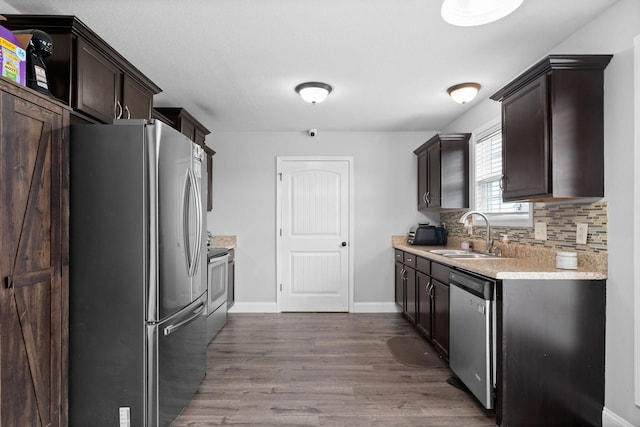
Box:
[153,108,214,211]
[3,15,161,124]
[414,133,470,210]
[490,55,612,202]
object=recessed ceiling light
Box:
[441,0,525,27]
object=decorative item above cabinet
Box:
[490,54,612,202]
[414,133,470,210]
[3,15,162,124]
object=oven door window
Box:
[208,257,228,309]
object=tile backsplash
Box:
[440,201,608,254]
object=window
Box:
[472,119,532,227]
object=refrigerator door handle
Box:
[183,169,201,277]
[163,301,206,336]
[192,168,204,276]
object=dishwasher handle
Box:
[449,270,494,300]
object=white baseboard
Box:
[228,302,278,313]
[228,302,401,314]
[352,302,402,313]
[603,408,634,427]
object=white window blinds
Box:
[475,127,529,215]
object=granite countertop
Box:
[393,237,607,281]
[208,235,237,250]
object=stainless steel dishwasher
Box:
[449,269,495,409]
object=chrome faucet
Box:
[459,211,493,254]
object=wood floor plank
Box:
[173,313,496,427]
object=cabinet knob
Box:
[341,241,347,247]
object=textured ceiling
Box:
[1,0,619,132]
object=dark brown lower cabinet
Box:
[227,248,235,309]
[0,78,70,426]
[416,271,432,340]
[431,279,450,359]
[394,260,404,309]
[404,266,417,324]
[496,279,605,427]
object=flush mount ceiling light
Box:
[441,0,524,27]
[295,82,332,104]
[447,82,481,104]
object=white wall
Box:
[444,0,640,424]
[206,131,439,312]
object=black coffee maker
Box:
[13,29,53,97]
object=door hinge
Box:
[278,173,283,181]
[279,228,282,237]
[280,283,282,291]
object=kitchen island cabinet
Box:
[414,133,470,210]
[490,55,612,202]
[0,77,70,427]
[3,15,161,124]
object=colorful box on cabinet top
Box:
[0,23,27,85]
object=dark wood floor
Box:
[173,313,496,426]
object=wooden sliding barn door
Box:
[0,80,69,427]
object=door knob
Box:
[341,242,347,247]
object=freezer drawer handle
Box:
[163,302,206,336]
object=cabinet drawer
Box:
[431,262,450,284]
[395,249,404,263]
[403,252,417,268]
[417,257,430,275]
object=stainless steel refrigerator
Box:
[69,120,207,427]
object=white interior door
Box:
[277,157,352,312]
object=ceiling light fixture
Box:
[295,82,332,104]
[447,82,481,104]
[441,0,525,27]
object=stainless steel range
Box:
[207,248,229,342]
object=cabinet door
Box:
[404,266,417,324]
[416,148,428,210]
[502,74,550,201]
[395,261,404,309]
[416,271,432,340]
[432,279,450,359]
[76,38,120,123]
[426,141,441,207]
[121,74,153,120]
[0,90,66,426]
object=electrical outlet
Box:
[576,223,588,245]
[534,222,547,241]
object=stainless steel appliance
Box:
[69,120,208,427]
[449,269,496,409]
[207,248,229,343]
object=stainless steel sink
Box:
[428,249,505,259]
[428,249,469,255]
[444,253,504,259]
